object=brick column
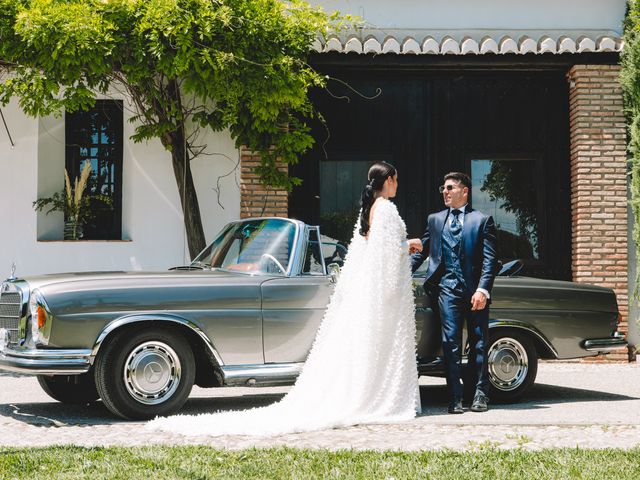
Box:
[240,147,288,218]
[568,64,630,361]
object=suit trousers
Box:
[436,287,490,400]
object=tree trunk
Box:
[170,130,206,260]
[157,78,206,260]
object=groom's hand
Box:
[470,291,487,311]
[408,238,423,254]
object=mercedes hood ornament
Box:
[8,263,16,281]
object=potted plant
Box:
[33,163,112,240]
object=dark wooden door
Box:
[290,69,571,280]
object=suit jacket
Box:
[411,207,498,295]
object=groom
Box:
[411,172,497,414]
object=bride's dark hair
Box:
[359,161,397,237]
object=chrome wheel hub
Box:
[488,337,528,391]
[124,341,181,405]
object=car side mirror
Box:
[498,259,524,277]
[327,263,341,284]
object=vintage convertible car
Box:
[0,217,627,419]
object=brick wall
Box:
[568,64,631,361]
[240,147,288,219]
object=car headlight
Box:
[29,289,50,345]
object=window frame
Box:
[302,226,327,276]
[467,153,547,269]
[65,99,124,240]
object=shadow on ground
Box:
[0,381,637,427]
[0,402,118,427]
[505,382,640,407]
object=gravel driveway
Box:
[0,362,638,450]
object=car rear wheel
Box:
[94,327,195,420]
[487,330,538,403]
[37,373,99,405]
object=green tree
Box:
[0,0,350,258]
[622,0,640,294]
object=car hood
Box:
[8,269,275,317]
[10,269,270,293]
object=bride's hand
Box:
[408,238,423,254]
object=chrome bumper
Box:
[583,332,627,353]
[0,348,93,375]
[221,363,302,387]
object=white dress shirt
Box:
[449,204,467,226]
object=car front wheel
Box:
[94,327,195,420]
[37,373,99,405]
[487,330,538,403]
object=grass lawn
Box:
[0,446,639,479]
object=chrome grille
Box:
[0,289,22,346]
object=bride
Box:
[148,161,423,436]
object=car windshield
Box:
[193,219,297,275]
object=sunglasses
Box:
[439,184,461,193]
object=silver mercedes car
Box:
[0,217,627,419]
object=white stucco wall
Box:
[313,0,626,33]
[0,95,240,276]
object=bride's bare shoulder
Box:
[369,197,387,218]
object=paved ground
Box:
[0,362,639,450]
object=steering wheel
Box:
[260,254,286,274]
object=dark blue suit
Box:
[411,207,498,400]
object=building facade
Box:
[0,0,635,358]
[246,0,635,359]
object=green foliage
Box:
[622,0,640,296]
[33,189,112,221]
[320,208,359,244]
[0,0,353,191]
[33,165,112,228]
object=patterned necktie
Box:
[450,209,462,236]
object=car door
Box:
[413,261,443,358]
[261,227,334,363]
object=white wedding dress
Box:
[148,198,420,436]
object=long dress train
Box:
[147,198,420,436]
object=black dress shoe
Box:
[447,398,464,414]
[470,392,489,412]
